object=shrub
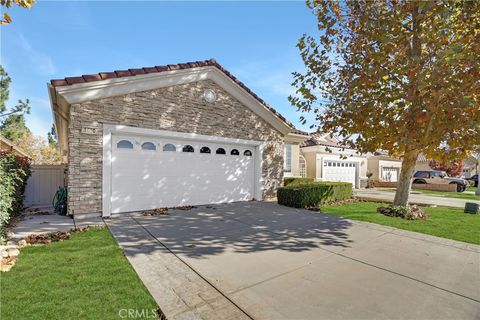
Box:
[377,205,427,220]
[283,177,314,186]
[277,182,352,208]
[0,150,31,238]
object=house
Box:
[415,153,432,172]
[48,59,306,217]
[415,153,479,178]
[367,151,402,182]
[0,135,29,158]
[299,133,368,188]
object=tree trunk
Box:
[393,149,420,206]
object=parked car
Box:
[412,170,468,192]
[466,174,478,187]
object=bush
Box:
[377,205,427,220]
[277,182,352,208]
[0,150,31,237]
[283,177,314,186]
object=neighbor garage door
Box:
[323,160,357,187]
[110,134,257,213]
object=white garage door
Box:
[110,134,256,213]
[381,167,398,182]
[323,160,357,187]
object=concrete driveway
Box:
[107,202,480,320]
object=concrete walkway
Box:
[9,214,75,240]
[355,188,480,207]
[8,213,105,240]
[106,202,480,320]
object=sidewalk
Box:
[354,189,480,208]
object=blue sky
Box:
[1,1,318,137]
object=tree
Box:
[0,113,30,141]
[290,0,480,206]
[0,65,31,142]
[47,124,57,147]
[0,0,35,25]
[15,133,61,165]
[428,159,463,177]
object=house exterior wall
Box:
[67,79,284,215]
[415,162,431,172]
[303,152,317,179]
[367,157,402,181]
[284,143,301,177]
[301,147,369,187]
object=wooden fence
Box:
[24,165,66,208]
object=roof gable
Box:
[49,59,293,133]
[49,59,300,160]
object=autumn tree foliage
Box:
[428,160,463,177]
[290,0,480,205]
[0,0,35,25]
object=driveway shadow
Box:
[117,201,354,259]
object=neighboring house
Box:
[0,135,29,158]
[48,59,305,217]
[461,155,479,178]
[284,129,309,178]
[415,153,478,178]
[367,151,402,182]
[415,153,432,172]
[300,133,368,188]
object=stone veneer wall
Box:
[68,80,284,215]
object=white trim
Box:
[102,124,264,217]
[285,133,308,144]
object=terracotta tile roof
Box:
[300,133,356,149]
[291,129,309,136]
[50,58,295,129]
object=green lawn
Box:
[320,202,480,245]
[1,228,158,320]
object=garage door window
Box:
[244,150,252,156]
[231,149,239,156]
[216,148,226,155]
[117,140,134,149]
[141,142,156,151]
[182,145,194,153]
[200,146,211,154]
[163,143,176,152]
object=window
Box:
[141,142,156,151]
[117,140,133,149]
[182,145,194,152]
[163,143,176,152]
[216,148,226,155]
[243,150,252,156]
[231,149,240,156]
[414,171,429,178]
[284,144,292,173]
[200,146,211,154]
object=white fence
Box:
[24,165,66,208]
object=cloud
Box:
[18,34,57,75]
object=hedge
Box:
[0,150,31,239]
[277,182,352,208]
[284,177,314,186]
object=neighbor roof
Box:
[300,133,354,149]
[0,135,29,158]
[50,58,294,129]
